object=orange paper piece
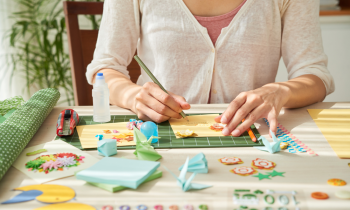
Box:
[251,158,276,170]
[230,166,257,176]
[103,130,111,134]
[218,157,243,165]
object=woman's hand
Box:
[215,83,291,137]
[134,82,191,123]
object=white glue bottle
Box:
[93,73,111,122]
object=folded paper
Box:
[76,157,160,189]
[178,152,208,173]
[133,126,162,161]
[254,130,282,154]
[87,170,162,192]
[164,157,212,192]
[97,139,117,157]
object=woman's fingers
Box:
[170,93,191,110]
[135,101,170,123]
[144,82,183,113]
[136,89,182,119]
[220,94,246,124]
[267,109,278,137]
[233,104,268,136]
[222,96,263,136]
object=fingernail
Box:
[221,116,227,124]
[222,127,229,136]
[231,129,240,136]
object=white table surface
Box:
[0,102,349,210]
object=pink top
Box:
[194,0,247,45]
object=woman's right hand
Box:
[133,82,191,123]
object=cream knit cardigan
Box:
[86,0,335,104]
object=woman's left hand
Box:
[215,83,290,137]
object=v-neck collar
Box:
[175,0,255,48]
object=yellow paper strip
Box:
[76,122,136,149]
[307,109,350,159]
[169,114,228,138]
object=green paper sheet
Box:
[133,127,162,161]
[0,88,60,181]
[87,170,162,192]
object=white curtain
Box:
[0,1,27,101]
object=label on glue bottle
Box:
[93,73,111,122]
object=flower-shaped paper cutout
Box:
[251,158,276,170]
[176,129,196,138]
[39,154,56,161]
[230,166,257,176]
[280,142,288,149]
[103,130,111,134]
[57,153,77,159]
[56,156,76,167]
[25,159,46,170]
[209,123,226,131]
[40,160,63,171]
[219,157,243,165]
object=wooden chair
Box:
[64,1,140,106]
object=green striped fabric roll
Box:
[0,88,60,180]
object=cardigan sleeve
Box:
[281,0,335,95]
[86,0,140,84]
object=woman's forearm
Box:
[92,69,141,112]
[264,74,327,109]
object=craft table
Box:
[0,102,349,210]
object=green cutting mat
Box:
[55,114,263,150]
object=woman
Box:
[87,0,334,137]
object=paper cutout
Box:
[198,205,208,210]
[1,190,43,204]
[175,129,196,138]
[233,193,259,205]
[102,205,114,210]
[253,130,282,154]
[234,189,250,192]
[25,153,85,174]
[280,142,288,150]
[13,140,99,183]
[307,109,350,158]
[127,119,143,130]
[112,132,134,138]
[266,170,285,177]
[103,130,111,134]
[26,149,47,156]
[327,178,347,186]
[76,122,136,148]
[33,203,96,210]
[169,114,231,138]
[133,126,162,161]
[95,134,104,140]
[87,170,162,193]
[209,123,226,131]
[178,152,208,173]
[76,157,160,189]
[230,166,257,176]
[218,157,243,165]
[98,139,117,157]
[163,157,212,192]
[113,130,118,133]
[311,192,329,200]
[251,158,276,170]
[253,173,271,180]
[254,190,264,194]
[2,184,75,204]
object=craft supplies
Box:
[335,190,350,199]
[308,109,350,159]
[113,130,118,133]
[163,157,212,192]
[254,130,282,154]
[140,121,159,143]
[280,142,288,149]
[198,204,208,210]
[76,157,160,189]
[253,173,271,180]
[102,205,114,210]
[95,134,104,140]
[26,149,47,156]
[136,205,148,210]
[154,205,163,210]
[278,195,289,205]
[178,152,208,173]
[93,72,111,122]
[242,118,257,142]
[230,166,257,176]
[133,127,162,161]
[311,192,329,200]
[264,195,275,204]
[183,205,194,210]
[127,119,143,130]
[56,109,79,137]
[219,157,243,165]
[119,205,130,210]
[2,184,75,204]
[0,88,60,181]
[33,203,96,210]
[88,170,162,193]
[327,178,347,186]
[134,55,188,121]
[169,205,178,210]
[266,170,285,177]
[209,123,226,131]
[103,130,112,134]
[175,129,196,138]
[98,139,117,157]
[251,158,276,170]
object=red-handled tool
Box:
[56,109,79,137]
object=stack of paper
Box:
[76,157,160,189]
[178,153,208,173]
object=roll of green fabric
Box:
[0,88,60,180]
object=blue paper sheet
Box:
[178,152,208,173]
[76,157,160,189]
